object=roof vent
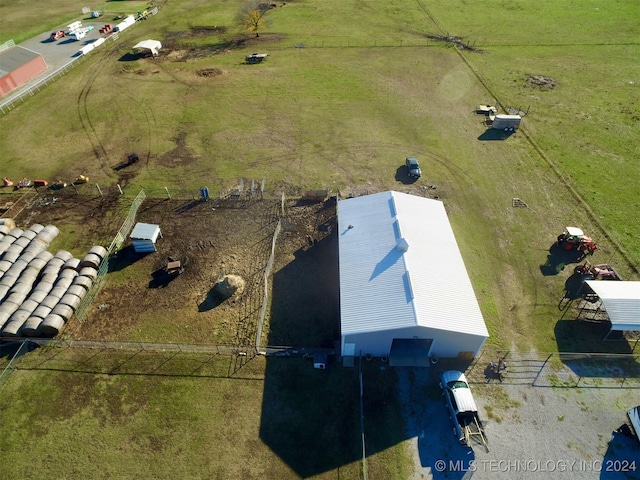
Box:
[396,237,409,252]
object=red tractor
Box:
[555,227,597,255]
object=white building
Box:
[338,191,489,366]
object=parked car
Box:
[405,157,421,178]
[439,370,487,448]
[50,31,65,41]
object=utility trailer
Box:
[491,114,521,132]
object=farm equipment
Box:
[99,24,114,34]
[554,227,597,255]
[75,175,89,184]
[491,114,521,132]
[15,178,32,189]
[33,179,49,188]
[50,31,65,41]
[3,177,13,187]
[127,153,139,165]
[559,261,620,309]
[246,53,268,64]
[574,262,621,281]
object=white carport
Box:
[338,191,489,366]
[133,39,162,57]
[585,281,640,338]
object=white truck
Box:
[70,28,89,41]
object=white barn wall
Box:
[342,325,487,359]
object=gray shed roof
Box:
[0,46,44,77]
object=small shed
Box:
[0,45,48,97]
[133,39,162,57]
[130,222,162,253]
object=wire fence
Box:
[467,350,640,389]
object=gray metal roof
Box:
[0,46,44,77]
[585,281,640,331]
[338,191,489,339]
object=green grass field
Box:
[0,0,639,477]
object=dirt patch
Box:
[157,132,198,168]
[12,191,337,347]
[196,67,224,78]
[525,75,557,89]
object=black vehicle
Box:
[405,157,421,178]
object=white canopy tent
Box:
[584,281,640,334]
[133,39,162,57]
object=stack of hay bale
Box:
[0,219,107,338]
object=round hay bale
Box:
[53,250,73,262]
[23,242,47,256]
[39,273,59,284]
[40,295,60,309]
[33,281,54,294]
[59,269,79,281]
[79,253,102,270]
[66,284,87,299]
[19,268,39,283]
[6,227,24,239]
[0,224,11,235]
[35,225,59,245]
[2,249,21,263]
[0,241,13,255]
[12,258,29,272]
[59,293,81,311]
[9,308,30,324]
[18,250,38,264]
[22,316,43,336]
[41,265,62,278]
[27,289,48,303]
[0,309,12,330]
[0,260,12,273]
[78,267,98,281]
[9,283,32,297]
[5,291,27,305]
[32,305,53,320]
[21,230,38,241]
[214,274,246,301]
[49,286,68,299]
[14,236,31,248]
[27,223,45,234]
[0,275,19,288]
[35,250,54,263]
[28,257,49,271]
[88,245,108,261]
[0,300,20,316]
[1,319,24,337]
[54,277,74,290]
[51,303,74,320]
[62,257,81,271]
[40,314,65,337]
[18,298,40,315]
[46,256,66,268]
[72,275,93,291]
[0,284,10,300]
[0,218,16,229]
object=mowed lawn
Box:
[0,0,639,478]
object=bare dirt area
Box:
[12,191,338,348]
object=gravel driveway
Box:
[398,355,640,480]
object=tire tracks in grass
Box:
[76,45,119,176]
